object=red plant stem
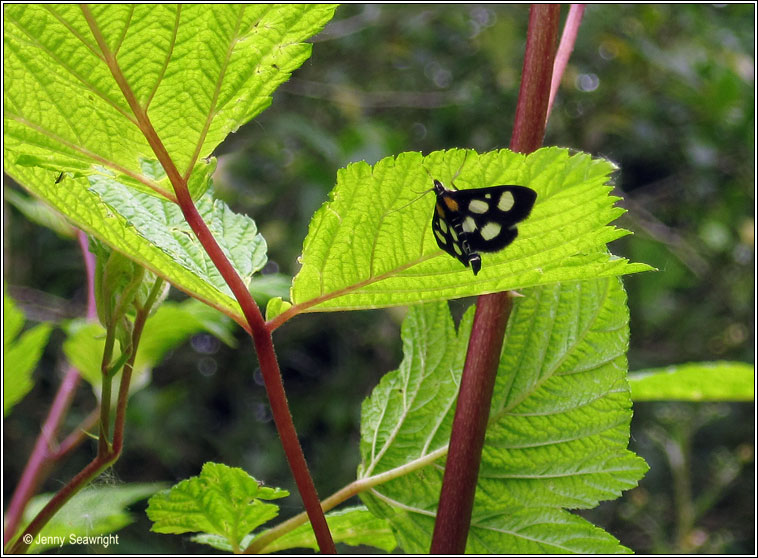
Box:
[430,5,560,554]
[430,296,514,553]
[7,456,115,553]
[3,364,81,545]
[173,159,336,556]
[78,231,98,319]
[510,6,560,154]
[547,4,586,121]
[78,6,335,553]
[3,232,96,546]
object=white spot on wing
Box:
[498,191,515,211]
[462,216,476,233]
[469,199,489,214]
[480,222,502,241]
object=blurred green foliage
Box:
[4,4,753,554]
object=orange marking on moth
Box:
[442,196,459,212]
[436,203,446,217]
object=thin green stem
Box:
[5,279,159,554]
[97,325,117,455]
[247,446,449,554]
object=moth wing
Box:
[467,225,519,253]
[451,185,536,221]
[451,185,536,253]
[432,208,467,266]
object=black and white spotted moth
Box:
[431,178,536,275]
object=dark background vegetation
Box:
[4,4,754,554]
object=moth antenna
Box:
[452,149,469,181]
[421,162,434,179]
[385,186,434,216]
[421,149,471,192]
[420,160,455,194]
[448,149,470,190]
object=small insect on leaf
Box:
[55,172,64,184]
[431,179,536,275]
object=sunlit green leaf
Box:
[146,463,288,552]
[265,297,292,322]
[4,4,337,322]
[259,507,396,553]
[629,361,754,401]
[3,188,76,239]
[359,277,647,553]
[3,290,52,416]
[89,183,268,300]
[290,148,652,314]
[196,507,397,553]
[63,299,235,398]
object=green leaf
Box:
[4,4,337,186]
[88,183,268,301]
[4,4,337,322]
[629,361,754,401]
[63,298,235,398]
[62,321,108,393]
[3,323,52,416]
[187,533,236,552]
[198,507,397,553]
[146,463,288,552]
[3,290,52,416]
[359,277,647,553]
[265,297,292,322]
[289,147,652,314]
[171,298,238,349]
[94,245,145,328]
[248,273,292,306]
[21,484,163,553]
[4,288,25,349]
[3,188,76,239]
[261,507,396,553]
